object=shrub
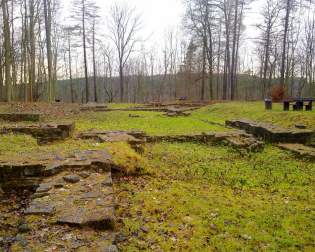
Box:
[270,85,286,102]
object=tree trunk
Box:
[92,20,97,102]
[119,63,124,102]
[29,0,36,102]
[2,0,12,102]
[280,0,291,88]
[230,0,239,100]
[68,36,74,103]
[82,0,89,103]
[44,0,53,102]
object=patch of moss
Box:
[116,143,315,251]
[104,142,147,174]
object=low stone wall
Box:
[226,119,315,144]
[0,149,112,189]
[80,103,108,112]
[0,122,75,144]
[0,113,41,122]
[278,144,315,159]
[146,131,264,151]
[78,130,264,152]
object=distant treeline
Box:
[9,73,311,104]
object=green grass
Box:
[65,102,315,136]
[116,143,315,251]
[73,111,226,135]
[194,102,315,129]
[1,102,315,251]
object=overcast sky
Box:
[63,0,185,46]
[61,0,268,69]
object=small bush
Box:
[270,85,286,102]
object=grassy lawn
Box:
[116,143,315,251]
[65,102,315,135]
[0,102,314,251]
[194,102,315,130]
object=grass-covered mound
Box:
[116,143,315,251]
[67,102,315,135]
[0,134,144,174]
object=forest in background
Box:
[0,0,314,103]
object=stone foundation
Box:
[80,103,108,112]
[78,130,264,152]
[0,113,41,122]
[0,149,118,251]
[278,144,315,159]
[146,131,264,151]
[0,122,75,144]
[226,119,315,144]
[0,149,112,190]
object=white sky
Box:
[60,0,272,71]
[62,0,185,46]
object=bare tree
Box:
[256,0,281,97]
[2,0,12,102]
[71,0,98,103]
[107,2,142,102]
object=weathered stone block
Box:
[0,113,40,122]
[226,119,315,144]
[0,122,75,144]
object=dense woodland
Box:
[0,0,314,103]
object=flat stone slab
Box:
[278,144,315,159]
[78,130,146,152]
[25,171,115,227]
[0,148,117,250]
[25,202,55,215]
[0,122,75,144]
[17,170,116,250]
[63,174,81,183]
[226,119,315,144]
[0,149,113,189]
[164,110,191,117]
[0,113,41,122]
[80,103,108,112]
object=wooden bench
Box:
[283,98,314,111]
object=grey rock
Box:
[140,226,149,233]
[44,163,63,176]
[79,171,90,178]
[31,192,50,199]
[63,175,81,183]
[116,233,127,242]
[103,245,119,252]
[81,191,100,199]
[54,182,64,188]
[25,202,55,215]
[295,124,307,129]
[18,224,31,233]
[0,186,4,196]
[15,234,28,247]
[36,183,53,193]
[102,176,113,187]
